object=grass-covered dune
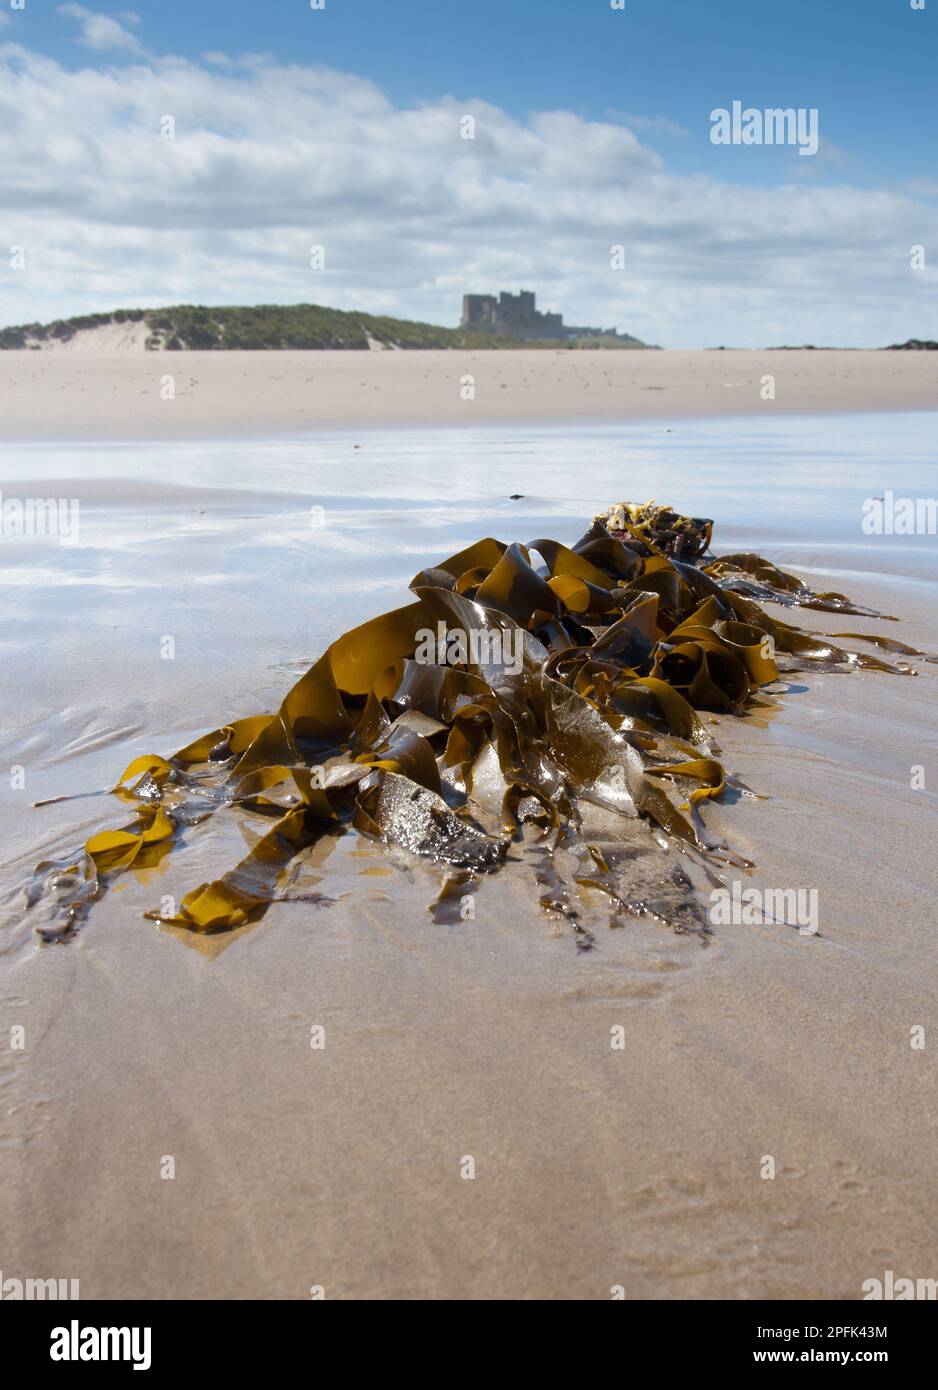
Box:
[0,303,652,351]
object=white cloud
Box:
[0,43,934,347]
[57,4,142,53]
[905,178,938,199]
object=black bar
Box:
[3,1298,931,1374]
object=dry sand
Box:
[0,348,935,439]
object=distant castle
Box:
[460,289,622,341]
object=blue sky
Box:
[0,0,935,345]
[19,0,937,182]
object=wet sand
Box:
[1,416,937,1299]
[0,348,936,440]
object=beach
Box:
[0,348,935,441]
[1,385,937,1299]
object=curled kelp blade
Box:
[28,501,921,939]
[769,620,915,675]
[355,770,510,868]
[146,804,315,931]
[829,632,929,657]
[705,553,897,619]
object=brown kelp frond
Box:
[29,504,918,940]
[703,553,896,619]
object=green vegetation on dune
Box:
[0,303,653,351]
[141,303,512,350]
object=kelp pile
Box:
[30,502,921,941]
[598,502,714,560]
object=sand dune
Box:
[21,320,152,353]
